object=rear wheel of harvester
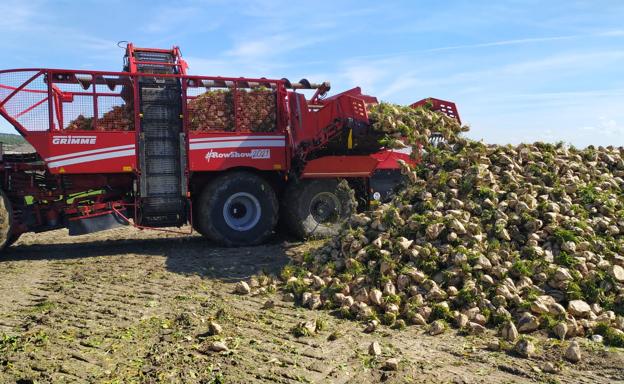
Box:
[0,189,14,252]
[282,179,352,239]
[196,171,278,246]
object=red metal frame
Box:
[301,156,380,178]
[110,204,193,235]
[125,44,188,75]
[184,74,289,173]
[411,97,461,125]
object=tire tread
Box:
[197,172,278,246]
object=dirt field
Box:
[0,227,623,384]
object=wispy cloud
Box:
[426,29,624,53]
[501,50,624,75]
[581,117,624,136]
[508,89,624,100]
[141,5,217,34]
[367,49,624,100]
[345,29,624,62]
[0,1,38,31]
[597,30,624,37]
[225,34,327,61]
[339,61,398,94]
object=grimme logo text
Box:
[52,136,97,145]
[205,149,270,162]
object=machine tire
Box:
[196,171,278,246]
[0,189,14,252]
[191,202,207,237]
[282,178,352,240]
[6,234,21,248]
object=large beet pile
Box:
[187,90,234,131]
[66,105,134,131]
[65,88,276,132]
[187,88,276,132]
[283,102,624,347]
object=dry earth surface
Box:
[0,227,622,384]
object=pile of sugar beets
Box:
[66,105,134,131]
[187,88,277,132]
[66,87,276,132]
[282,102,624,348]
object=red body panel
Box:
[27,131,136,174]
[411,98,461,125]
[188,132,289,171]
[301,156,380,178]
[371,148,416,169]
[288,90,370,151]
[0,68,407,178]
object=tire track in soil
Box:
[0,257,65,333]
[1,227,623,383]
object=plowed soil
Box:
[1,227,623,383]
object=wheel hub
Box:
[309,192,340,224]
[223,192,261,232]
[230,203,247,219]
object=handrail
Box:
[0,68,287,84]
[0,68,293,136]
[0,68,327,90]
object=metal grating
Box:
[146,174,180,195]
[63,95,94,130]
[142,105,179,121]
[145,139,178,156]
[0,71,50,132]
[146,160,177,174]
[97,96,134,131]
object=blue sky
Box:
[1,0,623,147]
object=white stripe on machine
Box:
[189,135,285,143]
[189,140,285,150]
[46,144,136,162]
[47,149,136,168]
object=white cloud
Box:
[599,117,624,136]
[340,62,393,95]
[184,56,291,78]
[225,33,329,62]
[598,29,624,37]
[426,35,580,53]
[0,1,38,31]
[344,28,624,63]
[501,51,624,75]
[141,6,217,34]
[425,29,624,54]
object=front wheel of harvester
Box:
[282,178,352,240]
[0,189,14,252]
[196,171,278,246]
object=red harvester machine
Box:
[0,44,460,249]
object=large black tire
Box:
[6,234,21,248]
[191,201,207,237]
[281,178,352,240]
[0,189,14,252]
[196,171,278,246]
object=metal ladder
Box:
[134,50,187,227]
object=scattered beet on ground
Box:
[1,228,623,383]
